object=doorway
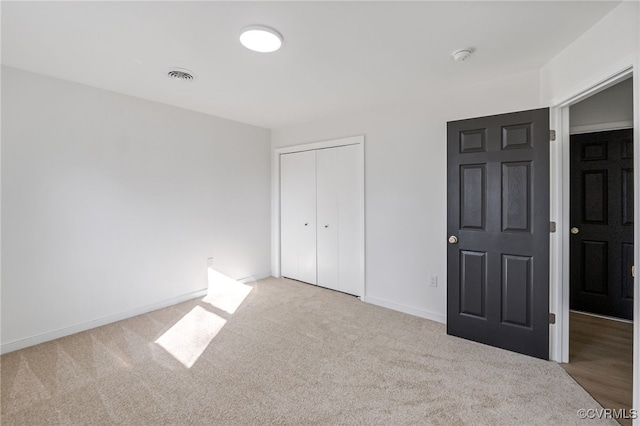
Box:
[562,77,634,425]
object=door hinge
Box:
[632,265,636,278]
[550,221,556,233]
[549,313,556,324]
[550,130,556,141]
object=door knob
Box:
[448,236,458,244]
[570,227,579,235]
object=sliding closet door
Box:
[280,150,317,284]
[317,144,361,295]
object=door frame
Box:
[549,53,639,418]
[271,135,366,297]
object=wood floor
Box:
[561,311,634,426]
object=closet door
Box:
[336,144,361,296]
[280,150,317,284]
[316,148,340,290]
[317,144,361,295]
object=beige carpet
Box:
[1,277,614,425]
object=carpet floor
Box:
[1,277,614,425]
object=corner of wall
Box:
[540,1,639,105]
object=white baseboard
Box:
[0,272,272,355]
[238,272,272,284]
[362,296,446,324]
[570,309,634,324]
[0,288,209,354]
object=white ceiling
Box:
[2,1,620,129]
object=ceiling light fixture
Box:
[452,49,473,62]
[240,25,283,53]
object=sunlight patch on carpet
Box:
[203,268,253,314]
[155,306,226,368]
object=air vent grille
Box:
[167,69,195,81]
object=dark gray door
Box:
[447,108,550,360]
[570,129,634,320]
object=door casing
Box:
[549,54,639,423]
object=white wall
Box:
[1,67,271,351]
[540,1,639,104]
[538,0,639,414]
[272,70,541,323]
[569,77,633,132]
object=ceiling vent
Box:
[167,68,196,82]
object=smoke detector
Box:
[452,49,473,62]
[166,68,197,82]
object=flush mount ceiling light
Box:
[452,48,474,62]
[240,25,283,53]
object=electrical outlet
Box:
[207,257,214,268]
[430,274,438,287]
